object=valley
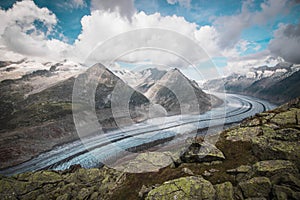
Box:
[0,93,275,175]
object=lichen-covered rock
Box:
[214,182,234,200]
[251,126,300,165]
[145,176,216,200]
[180,142,225,163]
[270,110,297,125]
[222,105,300,166]
[224,126,262,142]
[0,167,122,200]
[114,152,174,173]
[251,160,298,177]
[31,171,62,183]
[239,177,271,198]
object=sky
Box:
[0,0,299,78]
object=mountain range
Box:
[204,59,300,104]
[0,59,218,169]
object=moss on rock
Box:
[146,176,216,200]
[214,181,234,200]
[239,177,271,198]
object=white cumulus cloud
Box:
[269,22,300,63]
[0,0,70,61]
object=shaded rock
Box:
[77,187,91,200]
[273,185,300,200]
[239,177,271,198]
[90,192,99,200]
[252,160,298,177]
[139,185,156,199]
[233,187,244,200]
[180,142,225,163]
[56,193,71,200]
[271,172,300,190]
[214,182,234,200]
[146,176,216,200]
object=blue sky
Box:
[1,0,298,45]
[0,0,299,76]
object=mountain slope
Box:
[112,67,167,93]
[135,68,167,93]
[248,69,300,104]
[0,63,150,169]
[145,68,221,115]
[204,62,300,104]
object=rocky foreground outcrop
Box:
[1,98,300,199]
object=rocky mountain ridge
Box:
[204,61,300,104]
[113,67,222,115]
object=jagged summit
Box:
[144,67,216,115]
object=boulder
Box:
[239,177,271,198]
[114,152,174,173]
[180,142,225,163]
[271,172,300,189]
[224,126,262,142]
[273,185,300,200]
[251,126,300,165]
[251,160,298,177]
[270,110,297,125]
[146,176,216,200]
[214,182,234,200]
